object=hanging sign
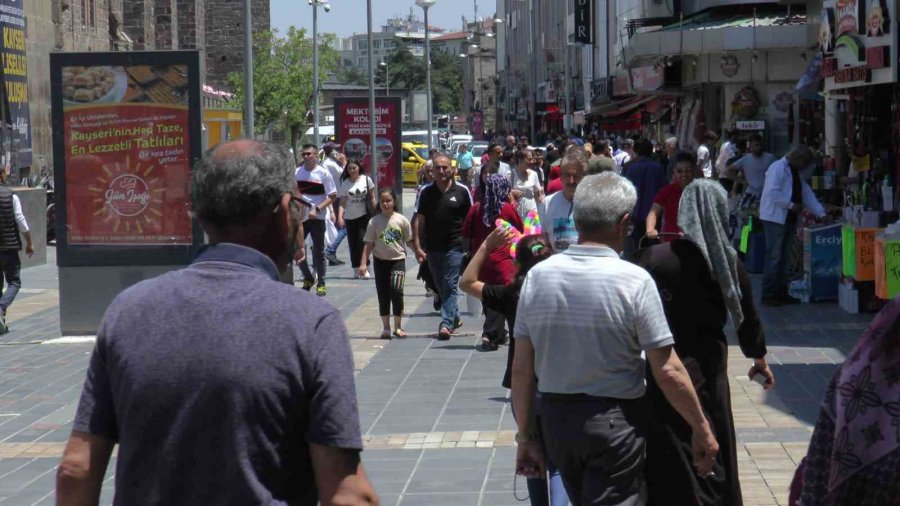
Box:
[0,0,30,169]
[573,0,592,45]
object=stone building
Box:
[205,0,269,90]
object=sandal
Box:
[380,329,392,340]
[480,335,498,351]
[393,328,408,338]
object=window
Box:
[384,40,394,48]
[82,0,95,27]
[358,57,366,66]
[372,40,381,49]
[357,40,368,50]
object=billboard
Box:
[0,0,30,168]
[51,51,203,266]
[334,97,402,197]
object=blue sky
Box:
[269,0,487,38]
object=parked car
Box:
[401,142,457,187]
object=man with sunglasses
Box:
[296,143,338,296]
[414,153,472,340]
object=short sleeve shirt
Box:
[72,243,362,505]
[364,212,412,261]
[539,191,577,251]
[653,183,684,239]
[416,182,472,252]
[339,176,375,220]
[733,152,776,195]
[514,245,674,399]
[295,164,337,219]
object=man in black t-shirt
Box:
[414,153,472,340]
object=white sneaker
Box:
[362,271,371,279]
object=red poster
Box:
[335,97,402,192]
[62,64,192,245]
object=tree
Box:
[228,28,339,155]
[374,45,462,114]
[336,66,368,86]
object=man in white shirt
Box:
[538,148,585,251]
[296,144,338,296]
[512,172,718,504]
[759,146,826,306]
[613,138,634,174]
[697,131,718,178]
[0,164,34,333]
[321,143,347,266]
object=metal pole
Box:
[529,0,537,141]
[386,65,390,95]
[367,0,379,197]
[313,3,320,145]
[565,44,572,132]
[243,0,254,138]
[424,6,433,152]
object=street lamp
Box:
[416,0,436,151]
[380,61,389,95]
[309,0,331,147]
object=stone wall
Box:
[176,0,204,49]
[25,1,55,179]
[155,0,178,49]
[122,0,155,49]
[204,0,270,90]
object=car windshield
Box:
[415,148,429,159]
[404,134,428,144]
[471,145,488,157]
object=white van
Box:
[299,125,335,147]
[402,130,440,149]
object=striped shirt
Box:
[514,244,674,399]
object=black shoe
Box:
[480,336,499,351]
[493,332,509,346]
[760,297,782,307]
[325,252,344,266]
[438,327,452,340]
[432,296,442,312]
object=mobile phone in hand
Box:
[751,371,769,387]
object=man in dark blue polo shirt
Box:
[623,139,667,253]
[414,153,472,340]
[56,140,377,506]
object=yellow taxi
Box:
[401,142,457,186]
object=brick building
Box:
[205,0,269,90]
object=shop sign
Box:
[612,73,630,97]
[335,97,403,194]
[720,55,740,77]
[835,0,862,36]
[833,64,871,83]
[630,65,663,92]
[573,0,592,45]
[0,0,30,169]
[591,77,613,104]
[736,120,765,131]
[731,87,761,119]
[865,0,889,37]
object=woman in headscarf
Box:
[791,297,900,505]
[628,178,776,506]
[462,174,523,350]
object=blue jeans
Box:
[0,250,20,313]
[427,248,464,330]
[762,217,797,299]
[325,227,347,256]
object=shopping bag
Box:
[740,216,753,254]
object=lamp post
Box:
[309,0,331,146]
[367,0,379,202]
[416,0,436,151]
[380,61,389,95]
[242,0,253,138]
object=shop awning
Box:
[590,95,656,119]
[623,5,816,67]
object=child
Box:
[359,189,415,339]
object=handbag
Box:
[365,176,378,216]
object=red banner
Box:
[62,64,192,245]
[334,97,402,193]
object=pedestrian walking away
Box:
[630,178,775,506]
[296,143,339,296]
[462,174,523,350]
[322,144,348,266]
[414,153,472,340]
[0,163,34,333]
[460,219,569,506]
[512,172,719,506]
[359,188,415,340]
[337,161,376,277]
[56,140,378,506]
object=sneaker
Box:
[437,327,452,341]
[0,315,7,335]
[316,284,327,297]
[301,279,315,291]
[325,252,344,266]
[362,270,371,280]
[480,335,498,351]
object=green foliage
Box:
[336,66,368,86]
[373,45,462,114]
[228,27,340,144]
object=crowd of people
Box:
[56,137,896,506]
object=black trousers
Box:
[482,306,506,340]
[539,393,650,506]
[0,250,21,312]
[374,258,405,316]
[345,215,369,269]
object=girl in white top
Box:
[337,162,376,277]
[510,148,544,220]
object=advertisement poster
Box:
[58,59,195,247]
[0,0,30,169]
[335,97,402,194]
